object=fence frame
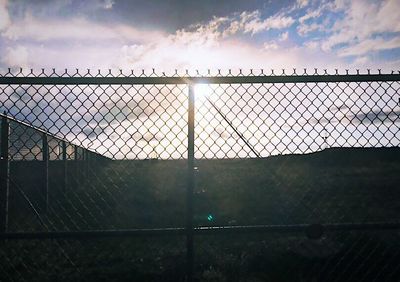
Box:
[0,113,10,233]
[1,72,400,281]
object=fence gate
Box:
[0,69,400,281]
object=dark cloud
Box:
[350,109,400,124]
[114,0,278,31]
[7,0,293,32]
[306,109,400,126]
[98,98,161,127]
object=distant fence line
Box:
[0,112,110,231]
[1,112,109,161]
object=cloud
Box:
[338,37,400,57]
[0,0,10,31]
[297,1,334,36]
[101,0,114,9]
[243,13,295,34]
[115,35,346,72]
[262,31,288,51]
[2,15,164,43]
[352,56,369,66]
[350,109,400,124]
[0,1,398,71]
[299,8,321,24]
[2,46,29,67]
[263,42,279,50]
[1,7,294,56]
[279,31,289,41]
[322,0,400,52]
[304,40,320,50]
[297,0,309,8]
[178,10,295,40]
[297,22,322,35]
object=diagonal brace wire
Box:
[205,97,261,158]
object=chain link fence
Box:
[0,68,399,281]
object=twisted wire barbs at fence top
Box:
[0,68,399,78]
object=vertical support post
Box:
[62,141,67,193]
[186,84,195,281]
[84,150,89,185]
[42,133,49,213]
[0,114,10,233]
[74,145,83,186]
[74,145,79,187]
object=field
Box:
[1,147,400,281]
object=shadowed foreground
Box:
[1,147,400,281]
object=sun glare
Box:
[194,83,213,101]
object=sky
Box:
[0,0,399,160]
[1,0,400,72]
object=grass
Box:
[1,147,400,281]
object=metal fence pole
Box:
[0,113,10,233]
[186,83,195,281]
[74,145,79,186]
[84,150,89,184]
[62,141,67,193]
[42,134,49,213]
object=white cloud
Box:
[1,7,272,69]
[304,40,320,50]
[252,15,295,33]
[6,28,347,72]
[102,0,114,9]
[224,11,295,36]
[279,31,289,41]
[298,1,334,23]
[323,0,400,52]
[120,44,149,63]
[338,37,400,57]
[0,0,10,31]
[172,16,229,47]
[2,46,29,67]
[299,9,321,24]
[263,42,279,50]
[2,16,164,43]
[297,22,322,35]
[113,27,346,71]
[297,1,334,36]
[297,0,309,8]
[144,10,295,49]
[352,56,369,66]
[0,1,398,71]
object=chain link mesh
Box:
[195,81,399,158]
[0,69,399,281]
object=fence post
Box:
[62,141,67,193]
[42,133,49,213]
[0,114,10,233]
[84,150,89,185]
[74,145,80,186]
[186,83,195,281]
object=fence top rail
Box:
[0,71,399,85]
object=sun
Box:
[194,83,213,101]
